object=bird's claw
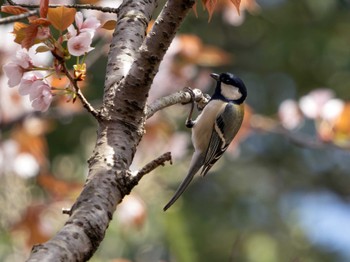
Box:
[183,87,196,128]
[185,119,195,128]
[182,87,196,104]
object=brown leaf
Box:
[101,19,117,30]
[36,45,51,53]
[22,24,39,49]
[13,21,28,32]
[11,204,49,247]
[1,5,29,15]
[47,6,76,31]
[12,123,48,166]
[334,103,350,140]
[37,173,82,199]
[13,22,40,49]
[147,20,154,33]
[29,17,51,26]
[195,46,231,66]
[12,22,28,45]
[177,34,231,66]
[202,0,218,22]
[40,0,49,18]
[230,0,241,15]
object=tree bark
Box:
[27,0,195,261]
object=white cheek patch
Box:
[221,83,242,100]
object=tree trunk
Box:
[27,0,195,261]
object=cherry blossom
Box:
[18,72,44,96]
[67,24,77,38]
[66,12,100,57]
[75,11,101,36]
[67,32,94,56]
[30,81,53,112]
[3,49,33,87]
[278,99,303,130]
[13,49,33,68]
[299,89,334,119]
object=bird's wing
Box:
[200,103,244,176]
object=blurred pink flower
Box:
[67,32,94,56]
[3,63,25,87]
[30,80,53,112]
[13,49,33,68]
[18,72,44,96]
[278,99,303,129]
[0,139,39,178]
[299,89,334,119]
[3,49,33,87]
[116,195,146,229]
[320,99,344,121]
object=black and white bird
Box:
[163,72,247,211]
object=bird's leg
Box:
[183,87,196,128]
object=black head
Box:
[210,72,247,104]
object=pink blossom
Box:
[67,24,77,38]
[67,32,94,56]
[18,72,44,96]
[13,49,33,68]
[278,99,303,130]
[3,63,25,87]
[75,12,100,35]
[65,13,100,57]
[2,49,34,87]
[30,81,52,112]
[299,89,334,119]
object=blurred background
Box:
[2,0,350,261]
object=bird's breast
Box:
[191,100,227,152]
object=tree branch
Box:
[146,88,210,119]
[121,0,196,103]
[6,0,120,13]
[60,62,100,120]
[26,0,196,260]
[0,0,120,25]
[0,9,39,25]
[133,152,172,181]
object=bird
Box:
[163,72,247,211]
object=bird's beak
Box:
[210,73,220,81]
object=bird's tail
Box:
[163,171,195,211]
[163,154,203,211]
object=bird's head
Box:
[210,72,247,104]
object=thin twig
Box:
[0,9,39,25]
[1,1,119,25]
[6,0,120,13]
[62,208,72,216]
[133,152,172,182]
[60,63,100,119]
[146,88,210,119]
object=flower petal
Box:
[75,11,84,30]
[67,32,93,56]
[3,63,23,87]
